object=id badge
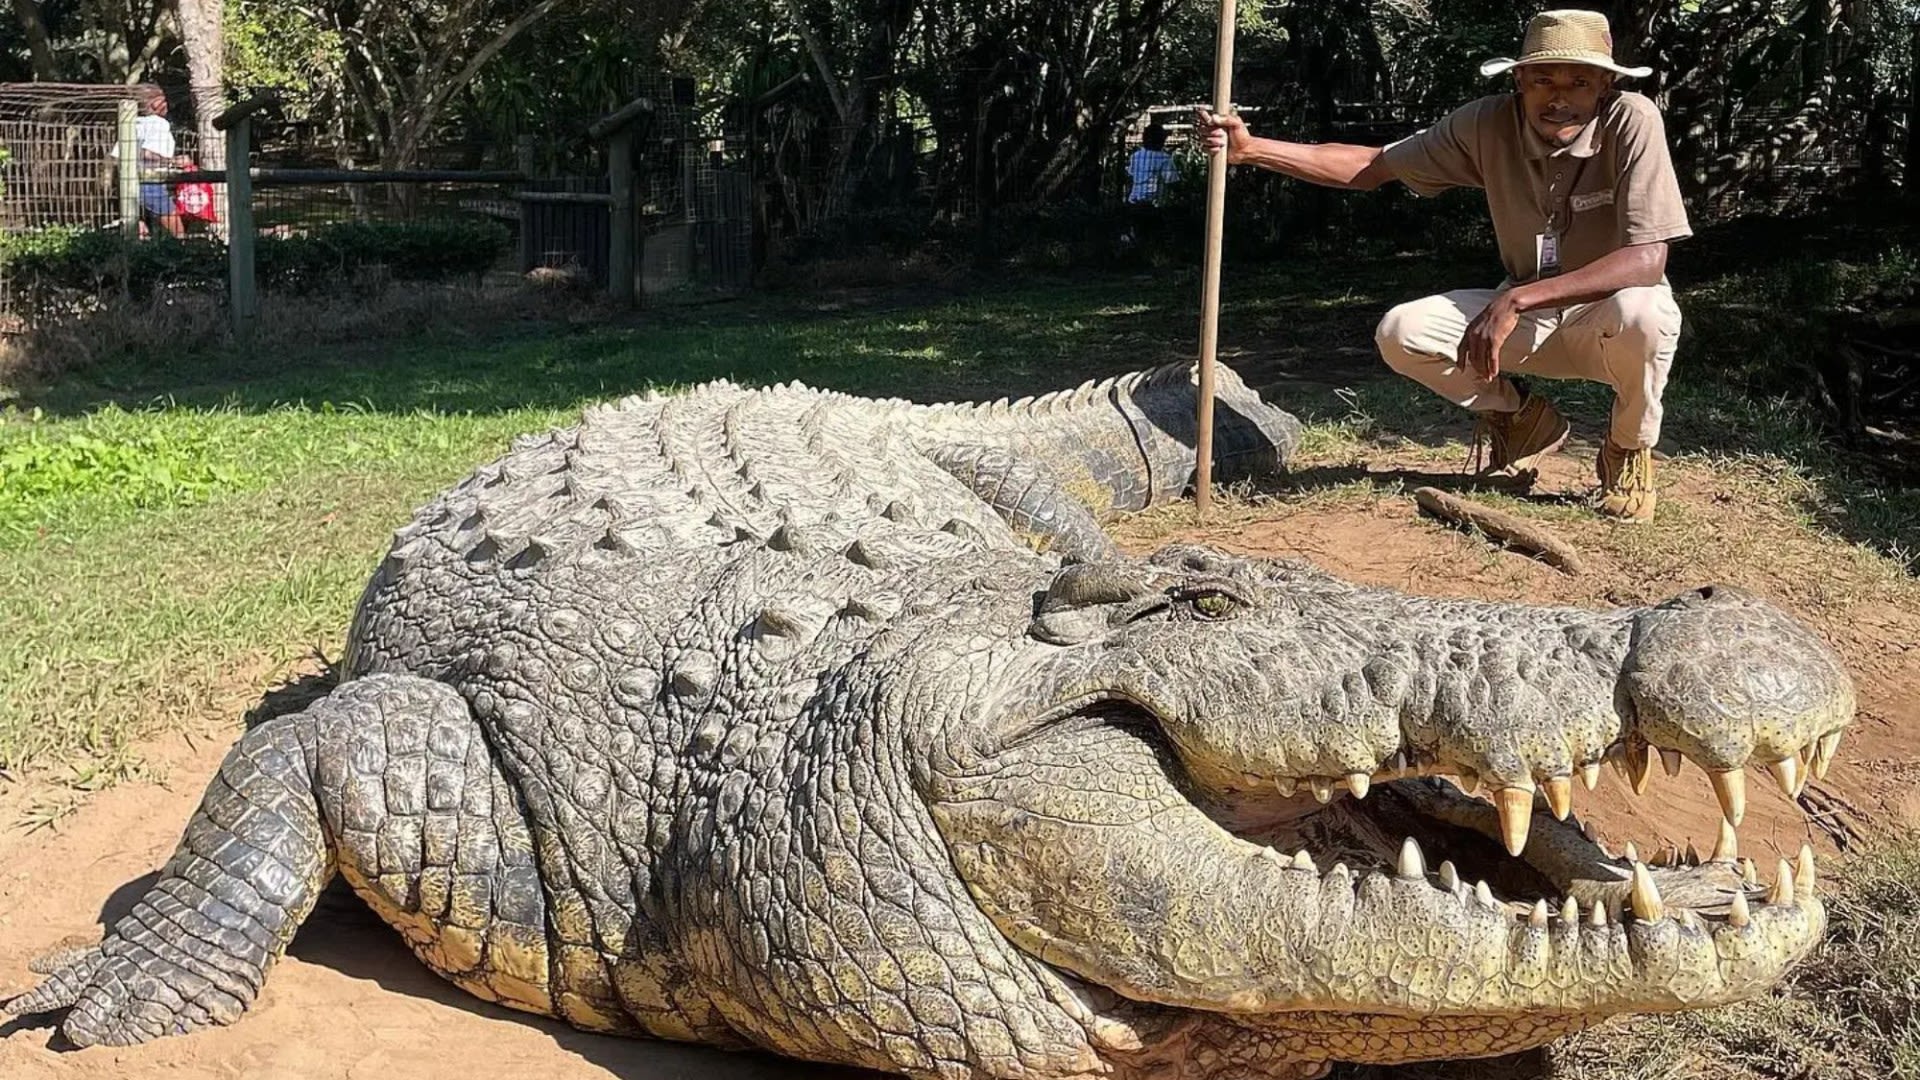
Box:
[1536,232,1562,277]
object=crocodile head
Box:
[925,545,1854,1066]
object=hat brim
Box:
[1481,55,1653,79]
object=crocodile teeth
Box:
[1397,837,1426,879]
[1494,784,1535,857]
[1797,844,1817,896]
[1277,777,1297,797]
[1623,841,1640,863]
[1291,850,1317,873]
[1310,778,1333,804]
[1346,772,1371,799]
[1588,899,1608,926]
[1543,776,1572,820]
[1630,863,1664,922]
[1708,768,1746,826]
[1581,819,1600,844]
[1741,858,1759,886]
[1710,818,1738,863]
[1728,890,1752,927]
[1475,880,1496,907]
[1813,731,1842,779]
[1579,762,1601,790]
[1561,896,1579,924]
[1626,743,1654,795]
[1767,756,1801,797]
[1529,899,1549,928]
[1769,860,1795,904]
[1437,860,1461,894]
[1660,748,1685,777]
[1684,840,1702,866]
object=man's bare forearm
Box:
[1229,138,1390,191]
[1506,243,1669,311]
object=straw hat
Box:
[1479,9,1653,79]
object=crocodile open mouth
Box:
[1215,769,1804,935]
[932,693,1832,1044]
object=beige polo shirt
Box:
[1381,90,1692,284]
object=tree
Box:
[328,0,564,169]
[8,0,59,79]
[173,0,223,172]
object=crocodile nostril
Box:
[1696,586,1716,600]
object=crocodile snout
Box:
[1622,583,1856,822]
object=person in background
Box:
[1121,119,1181,250]
[132,84,192,239]
[1126,119,1179,205]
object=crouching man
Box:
[1197,9,1690,521]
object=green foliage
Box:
[255,220,514,289]
[224,0,348,123]
[0,220,511,301]
[0,410,248,537]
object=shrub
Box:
[0,218,511,304]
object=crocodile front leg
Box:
[2,674,554,1045]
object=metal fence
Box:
[0,83,211,235]
[0,81,761,340]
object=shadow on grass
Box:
[10,254,1474,421]
[9,215,1913,572]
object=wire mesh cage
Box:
[0,82,208,235]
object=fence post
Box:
[607,129,635,309]
[226,115,256,344]
[589,95,654,310]
[213,92,277,346]
[116,101,139,239]
[516,134,536,274]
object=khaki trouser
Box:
[1373,284,1683,449]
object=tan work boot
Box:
[1467,392,1570,479]
[1596,438,1657,522]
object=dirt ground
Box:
[2,442,1914,1080]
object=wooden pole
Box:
[1194,0,1238,520]
[607,128,636,309]
[516,134,537,274]
[115,101,140,240]
[226,115,256,345]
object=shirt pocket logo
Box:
[1571,188,1616,212]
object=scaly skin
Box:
[4,364,1853,1079]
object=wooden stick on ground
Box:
[1411,486,1587,576]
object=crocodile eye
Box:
[1189,590,1239,620]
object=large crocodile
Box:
[4,363,1854,1078]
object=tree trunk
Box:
[9,0,58,80]
[1908,20,1920,196]
[173,0,225,174]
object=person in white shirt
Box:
[132,85,191,238]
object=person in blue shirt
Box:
[1121,120,1180,251]
[1126,121,1179,204]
